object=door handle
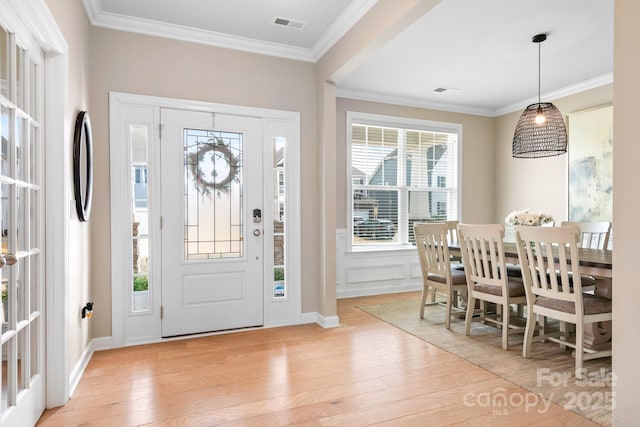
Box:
[253,209,262,223]
[3,253,17,266]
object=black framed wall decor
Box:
[73,111,93,222]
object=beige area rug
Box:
[358,296,612,426]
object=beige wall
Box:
[88,28,319,334]
[45,0,92,386]
[612,0,640,423]
[336,98,497,227]
[495,84,613,225]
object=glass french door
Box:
[0,22,45,425]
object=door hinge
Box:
[160,306,164,319]
[159,123,164,139]
[160,216,163,229]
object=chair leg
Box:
[459,289,469,308]
[481,300,488,324]
[523,305,536,358]
[502,302,510,350]
[575,322,584,379]
[420,283,428,319]
[429,286,436,302]
[465,296,475,336]
[539,315,547,339]
[445,290,452,329]
[560,321,567,350]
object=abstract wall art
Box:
[567,104,613,222]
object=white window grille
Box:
[348,112,461,248]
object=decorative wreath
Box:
[188,138,240,197]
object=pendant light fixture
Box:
[512,33,567,158]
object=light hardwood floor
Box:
[37,292,598,426]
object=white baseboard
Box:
[90,336,113,351]
[301,311,340,328]
[317,314,340,328]
[300,312,318,324]
[68,336,112,397]
[337,283,421,299]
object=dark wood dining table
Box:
[448,241,612,281]
[448,241,613,349]
[503,242,610,277]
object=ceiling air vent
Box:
[272,16,307,30]
[433,87,461,93]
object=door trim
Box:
[109,92,302,347]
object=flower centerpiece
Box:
[505,209,554,226]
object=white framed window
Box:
[347,112,461,250]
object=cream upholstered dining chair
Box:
[560,221,612,292]
[457,223,527,350]
[515,225,612,379]
[414,222,467,329]
[445,220,460,244]
[445,220,463,265]
[560,221,611,249]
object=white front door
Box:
[160,109,264,337]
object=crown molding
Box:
[81,0,101,23]
[80,1,611,113]
[87,8,314,61]
[335,87,497,117]
[337,72,614,118]
[311,0,378,61]
[82,0,378,63]
[496,73,613,116]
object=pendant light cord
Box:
[538,40,541,104]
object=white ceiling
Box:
[82,0,377,61]
[83,0,613,117]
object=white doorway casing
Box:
[109,92,302,347]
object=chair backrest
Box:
[444,220,459,244]
[456,223,507,291]
[515,225,583,305]
[560,221,611,249]
[414,223,452,278]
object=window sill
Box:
[348,243,416,254]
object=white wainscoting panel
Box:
[409,262,424,279]
[336,229,422,298]
[346,264,405,283]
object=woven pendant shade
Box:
[512,33,567,158]
[512,102,567,158]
